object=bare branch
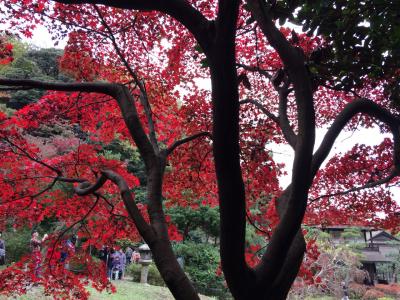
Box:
[166,132,212,156]
[246,211,270,238]
[278,86,297,148]
[93,5,160,154]
[236,63,273,79]
[0,178,58,206]
[94,192,128,219]
[48,194,100,265]
[310,168,399,203]
[239,98,279,123]
[2,137,62,175]
[312,98,400,177]
[240,94,297,148]
[53,0,214,52]
[247,0,316,284]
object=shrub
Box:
[173,242,228,298]
[2,228,31,264]
[375,284,400,297]
[127,263,165,287]
[362,289,386,300]
[348,282,367,299]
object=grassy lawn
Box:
[88,281,178,300]
[304,297,335,300]
[0,280,215,300]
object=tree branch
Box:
[165,132,211,156]
[73,175,108,196]
[2,137,62,176]
[278,86,297,148]
[53,0,214,53]
[312,98,400,177]
[239,95,297,149]
[236,63,273,79]
[93,5,160,154]
[239,98,279,123]
[246,211,270,237]
[48,194,100,266]
[247,0,315,285]
[309,169,400,203]
[101,170,156,243]
[246,0,305,69]
[0,78,157,171]
[58,170,155,242]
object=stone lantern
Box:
[138,243,152,284]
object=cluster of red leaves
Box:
[307,138,400,231]
[0,106,143,295]
[0,36,13,65]
[59,31,101,81]
[297,239,321,285]
[0,252,113,300]
[375,283,400,297]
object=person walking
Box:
[111,249,122,280]
[30,230,48,279]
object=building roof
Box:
[311,225,379,231]
[368,230,400,242]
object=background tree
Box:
[0,40,66,109]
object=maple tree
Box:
[0,1,399,300]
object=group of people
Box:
[99,246,140,280]
[30,230,75,278]
[1,228,142,282]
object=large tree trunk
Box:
[207,2,255,297]
[144,159,200,300]
[150,238,199,300]
[208,21,307,296]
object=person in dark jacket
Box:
[111,249,122,280]
[0,232,5,265]
[99,246,113,280]
[125,247,133,265]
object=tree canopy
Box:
[0,1,399,300]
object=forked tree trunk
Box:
[142,160,200,300]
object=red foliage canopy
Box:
[0,1,398,299]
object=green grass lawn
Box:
[88,281,178,300]
[0,280,214,300]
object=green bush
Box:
[2,228,31,264]
[127,263,165,287]
[173,242,228,298]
